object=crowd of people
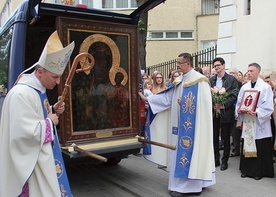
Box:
[1,32,275,196]
[141,67,196,97]
[139,54,276,197]
[141,69,182,96]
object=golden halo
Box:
[109,67,128,86]
[79,34,128,86]
[79,34,120,73]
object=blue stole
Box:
[143,84,174,155]
[38,91,73,197]
[142,108,155,155]
[174,84,198,178]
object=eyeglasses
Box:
[214,64,222,67]
[176,61,188,65]
[155,77,163,79]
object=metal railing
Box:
[146,45,217,78]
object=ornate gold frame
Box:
[56,17,140,145]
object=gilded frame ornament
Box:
[56,17,140,145]
[238,90,260,113]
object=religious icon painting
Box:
[56,16,140,145]
[238,90,260,113]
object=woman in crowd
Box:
[165,69,176,86]
[243,71,249,84]
[170,70,181,83]
[237,71,244,83]
[152,72,166,94]
[142,72,150,85]
[194,67,203,74]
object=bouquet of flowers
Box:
[211,86,228,118]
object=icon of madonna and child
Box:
[72,35,130,131]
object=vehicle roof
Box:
[30,0,166,25]
[0,0,166,35]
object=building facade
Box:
[0,0,22,26]
[0,0,219,68]
[146,0,219,66]
[217,0,276,75]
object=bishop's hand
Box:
[53,101,65,114]
[48,110,59,126]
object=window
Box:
[151,32,163,39]
[102,0,113,8]
[130,0,137,8]
[202,0,220,15]
[200,40,217,63]
[181,32,193,38]
[116,0,127,8]
[55,0,77,6]
[147,31,194,40]
[102,0,137,9]
[202,40,217,50]
[244,0,251,15]
[166,32,178,38]
[56,0,93,7]
[82,0,93,8]
[54,0,137,9]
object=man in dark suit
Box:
[210,57,239,171]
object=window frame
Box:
[55,0,138,9]
[202,0,220,15]
[147,31,194,41]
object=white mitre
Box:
[37,30,75,75]
[20,31,75,76]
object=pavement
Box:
[199,153,276,197]
[127,148,276,197]
[67,148,276,197]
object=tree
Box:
[137,0,148,71]
[0,29,11,87]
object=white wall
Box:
[217,0,276,75]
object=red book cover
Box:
[238,90,260,113]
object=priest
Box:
[139,52,216,197]
[236,62,274,180]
